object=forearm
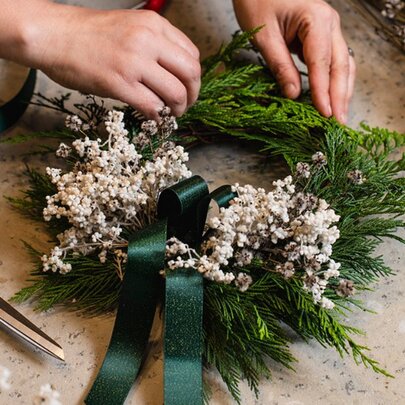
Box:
[0,1,201,118]
[0,0,62,68]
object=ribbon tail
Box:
[164,269,203,405]
[85,219,167,405]
[163,181,236,405]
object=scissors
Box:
[0,297,64,361]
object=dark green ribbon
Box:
[85,176,236,405]
[0,68,36,133]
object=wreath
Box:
[3,31,405,404]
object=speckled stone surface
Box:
[0,1,404,404]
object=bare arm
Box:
[0,0,201,119]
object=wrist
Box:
[0,0,80,70]
[0,0,51,63]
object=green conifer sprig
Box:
[13,244,121,315]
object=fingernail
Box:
[283,83,297,98]
[326,105,332,117]
[339,112,347,124]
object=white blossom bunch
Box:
[42,109,191,273]
[0,366,62,404]
[0,365,10,392]
[165,170,342,308]
[34,384,62,405]
[381,0,404,19]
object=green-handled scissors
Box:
[0,297,64,361]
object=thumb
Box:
[256,31,301,99]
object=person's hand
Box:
[20,2,201,119]
[232,0,356,123]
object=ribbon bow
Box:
[85,175,236,405]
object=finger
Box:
[254,29,301,99]
[161,17,201,60]
[301,25,333,117]
[330,33,350,124]
[141,64,188,117]
[117,82,164,120]
[158,39,201,107]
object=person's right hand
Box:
[232,0,355,124]
[24,3,201,119]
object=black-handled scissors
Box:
[0,297,64,361]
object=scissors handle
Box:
[133,0,167,12]
[144,0,167,12]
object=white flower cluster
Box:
[381,0,404,19]
[133,106,178,150]
[0,367,61,404]
[34,384,62,405]
[55,143,72,158]
[394,24,405,49]
[0,365,10,392]
[311,151,327,167]
[65,114,94,132]
[165,237,252,292]
[347,169,366,185]
[166,173,342,307]
[42,110,191,273]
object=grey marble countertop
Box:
[0,1,404,404]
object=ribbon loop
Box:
[210,185,237,209]
[158,175,210,245]
[85,176,237,405]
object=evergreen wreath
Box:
[3,31,404,404]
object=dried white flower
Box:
[347,170,366,185]
[336,279,356,297]
[381,0,404,19]
[0,366,11,391]
[296,162,311,178]
[311,151,327,167]
[234,272,253,292]
[65,115,83,132]
[55,143,72,158]
[34,384,62,405]
[276,261,295,279]
[324,259,341,280]
[320,296,335,310]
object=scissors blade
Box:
[0,297,64,362]
[132,1,147,9]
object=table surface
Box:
[0,1,404,404]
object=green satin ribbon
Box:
[163,182,237,405]
[85,176,236,405]
[160,176,209,405]
[0,68,36,133]
[85,219,167,404]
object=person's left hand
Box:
[232,0,356,124]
